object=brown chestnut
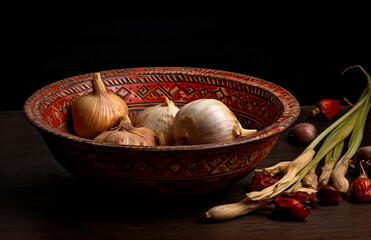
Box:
[357,146,371,162]
[351,146,371,175]
[289,123,318,145]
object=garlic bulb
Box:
[94,115,157,146]
[71,72,129,139]
[135,97,179,145]
[173,99,257,145]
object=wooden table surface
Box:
[1,107,371,240]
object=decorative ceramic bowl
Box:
[24,67,300,196]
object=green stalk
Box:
[325,148,334,165]
[295,108,361,182]
[311,112,357,162]
[330,66,371,193]
[306,65,371,152]
[318,141,344,186]
[305,97,366,151]
[316,139,343,171]
[299,65,371,178]
[291,66,371,187]
[342,100,371,160]
[205,66,371,221]
[334,65,371,164]
[283,66,371,191]
[328,141,344,165]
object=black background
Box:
[4,7,371,111]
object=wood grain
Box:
[0,107,370,240]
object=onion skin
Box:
[71,73,129,139]
[278,191,318,205]
[250,174,280,191]
[350,178,371,202]
[312,99,341,119]
[273,197,311,220]
[317,184,342,204]
[289,123,318,145]
[350,162,371,202]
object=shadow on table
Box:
[3,172,248,224]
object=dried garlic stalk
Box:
[302,170,319,190]
[255,161,292,177]
[319,141,344,186]
[247,149,316,201]
[332,156,351,193]
[205,198,266,221]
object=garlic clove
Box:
[319,163,334,187]
[302,170,319,190]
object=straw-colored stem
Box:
[255,161,292,177]
[332,156,351,192]
[247,149,315,201]
[318,141,344,186]
[205,198,266,221]
[294,109,360,184]
[306,95,367,152]
[236,122,257,136]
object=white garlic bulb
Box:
[135,97,179,145]
[173,99,257,145]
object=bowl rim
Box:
[23,66,300,151]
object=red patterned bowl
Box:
[24,67,300,196]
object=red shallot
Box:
[312,99,341,120]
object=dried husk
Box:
[302,170,319,190]
[247,149,316,201]
[319,163,334,187]
[94,116,157,146]
[255,161,292,177]
[350,161,371,202]
[288,182,318,194]
[319,141,344,187]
